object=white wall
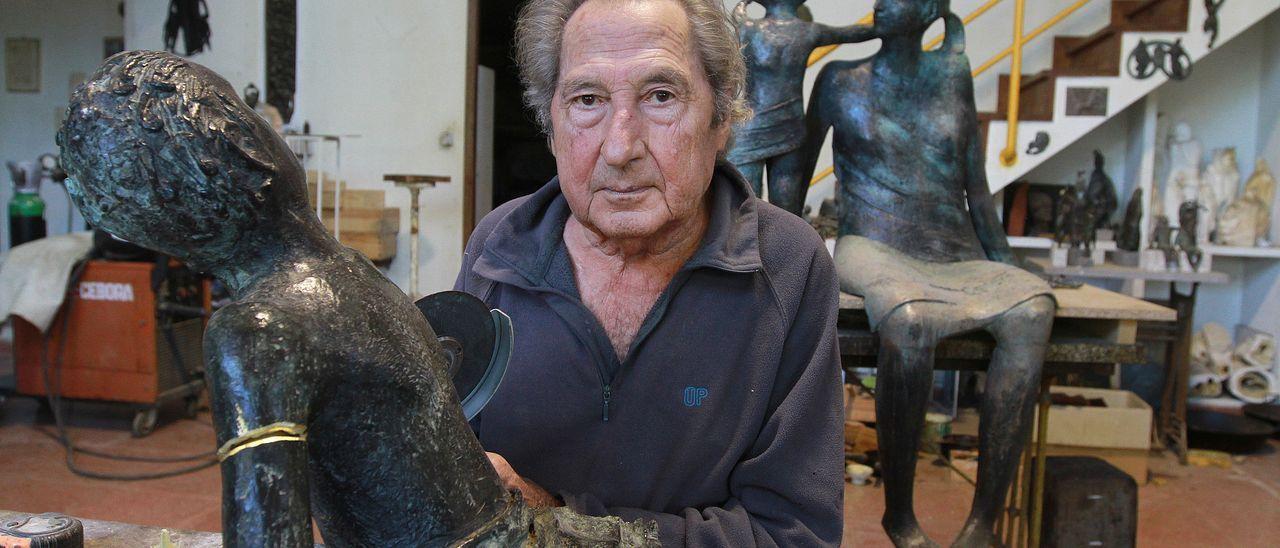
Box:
[293,1,469,295]
[119,1,470,295]
[124,0,266,98]
[0,0,122,250]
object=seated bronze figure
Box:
[58,51,654,547]
[803,1,1055,546]
[730,0,874,214]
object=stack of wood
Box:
[307,171,400,262]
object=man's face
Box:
[551,0,730,241]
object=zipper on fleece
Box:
[602,384,612,422]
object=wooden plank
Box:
[319,207,399,234]
[840,283,1175,323]
[306,178,386,210]
[1052,284,1174,322]
[342,232,397,262]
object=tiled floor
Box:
[2,347,1279,546]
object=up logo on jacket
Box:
[683,386,709,407]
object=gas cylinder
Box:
[7,160,47,247]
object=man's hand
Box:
[486,452,562,508]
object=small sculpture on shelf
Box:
[57,51,654,548]
[1152,214,1180,270]
[1217,158,1276,247]
[1084,150,1118,239]
[802,1,1055,545]
[728,0,875,214]
[1117,188,1143,252]
[1177,201,1205,271]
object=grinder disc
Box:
[416,291,513,420]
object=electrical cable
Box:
[38,257,218,480]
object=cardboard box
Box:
[1036,386,1152,450]
[1036,386,1153,482]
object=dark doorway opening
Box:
[478,0,558,211]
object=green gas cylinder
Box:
[7,160,47,247]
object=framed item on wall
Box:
[5,37,41,92]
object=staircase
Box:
[982,0,1280,193]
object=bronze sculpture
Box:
[58,51,654,547]
[802,1,1055,546]
[729,0,874,214]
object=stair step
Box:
[1053,30,1122,77]
[1110,0,1190,32]
[995,71,1056,122]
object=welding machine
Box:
[11,257,209,436]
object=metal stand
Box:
[384,174,450,298]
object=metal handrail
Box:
[808,0,1098,186]
[999,0,1027,167]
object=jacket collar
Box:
[472,162,763,289]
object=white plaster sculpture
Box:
[1204,148,1240,214]
[1245,159,1276,242]
[1218,159,1276,247]
[1235,331,1276,370]
[1200,147,1240,240]
[1163,123,1203,232]
[1190,322,1234,377]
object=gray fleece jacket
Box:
[453,164,843,547]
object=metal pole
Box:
[408,186,421,299]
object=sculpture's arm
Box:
[205,302,314,548]
[965,132,1017,264]
[799,65,835,187]
[813,23,876,48]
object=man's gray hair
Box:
[515,0,750,135]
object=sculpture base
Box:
[1112,250,1141,267]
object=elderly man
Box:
[453,0,844,545]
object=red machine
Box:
[12,259,209,436]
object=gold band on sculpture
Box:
[216,422,308,462]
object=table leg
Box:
[1159,282,1197,464]
[1029,378,1052,547]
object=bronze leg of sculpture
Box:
[875,302,942,548]
[737,160,765,198]
[767,147,809,216]
[953,296,1054,548]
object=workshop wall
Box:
[293,0,470,295]
[0,0,121,251]
[120,1,470,295]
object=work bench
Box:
[837,283,1175,548]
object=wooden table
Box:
[1027,257,1230,464]
[838,284,1174,547]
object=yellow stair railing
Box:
[807,0,1099,186]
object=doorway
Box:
[467,0,559,241]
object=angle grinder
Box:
[415,291,513,420]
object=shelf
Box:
[1203,245,1280,259]
[1027,257,1230,284]
[1008,236,1117,251]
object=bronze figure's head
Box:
[873,0,948,34]
[58,50,310,271]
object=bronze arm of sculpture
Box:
[206,304,313,546]
[964,122,1017,265]
[814,22,877,47]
